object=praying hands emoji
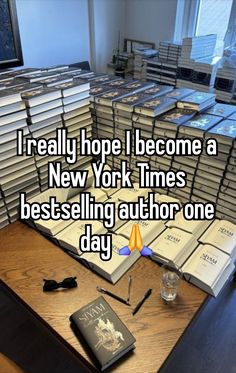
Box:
[119,224,153,256]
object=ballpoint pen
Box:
[127,276,132,303]
[96,286,131,306]
[132,288,152,315]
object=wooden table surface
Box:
[0,222,207,373]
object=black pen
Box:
[127,276,132,303]
[96,286,130,306]
[132,288,152,315]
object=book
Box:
[177,92,216,111]
[116,219,166,245]
[182,244,234,296]
[78,234,140,283]
[205,119,236,146]
[134,96,176,117]
[151,227,198,269]
[95,89,131,107]
[114,92,151,112]
[205,103,236,118]
[166,210,213,235]
[69,296,136,371]
[199,219,236,260]
[142,84,174,97]
[178,113,222,137]
[165,87,195,100]
[0,89,21,107]
[54,80,90,97]
[21,87,62,107]
[155,108,196,130]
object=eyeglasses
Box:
[43,277,77,292]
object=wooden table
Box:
[0,222,207,373]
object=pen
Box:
[96,286,131,306]
[132,288,152,316]
[127,276,132,303]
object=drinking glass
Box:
[160,264,181,301]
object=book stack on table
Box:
[132,93,176,184]
[55,79,93,171]
[21,87,65,191]
[209,119,236,224]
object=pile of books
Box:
[56,79,92,171]
[177,35,218,92]
[0,88,40,223]
[133,48,158,80]
[213,119,236,224]
[214,65,236,102]
[146,41,182,86]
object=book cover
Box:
[180,113,221,132]
[205,103,236,118]
[135,96,176,115]
[179,91,215,104]
[157,108,196,125]
[207,119,236,140]
[70,296,135,370]
[142,84,173,97]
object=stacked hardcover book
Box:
[133,48,158,80]
[146,41,182,86]
[177,35,218,92]
[211,119,236,224]
[0,89,40,222]
[177,113,222,204]
[214,65,236,102]
[55,79,92,171]
[21,87,64,190]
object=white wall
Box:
[124,0,178,49]
[90,0,126,72]
[16,0,91,68]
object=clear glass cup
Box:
[160,264,181,301]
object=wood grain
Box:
[0,222,207,373]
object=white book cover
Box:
[56,219,106,254]
[151,227,195,265]
[112,183,150,202]
[116,219,166,246]
[166,210,214,235]
[199,219,236,258]
[182,244,232,295]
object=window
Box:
[174,0,236,51]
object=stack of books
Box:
[214,65,236,102]
[154,107,196,198]
[177,35,218,91]
[21,87,64,190]
[146,41,182,86]
[0,89,40,222]
[55,80,92,171]
[211,119,236,224]
[133,48,158,80]
[177,113,222,204]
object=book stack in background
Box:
[176,113,222,204]
[55,80,92,171]
[21,87,64,191]
[214,65,236,102]
[0,89,40,222]
[146,41,182,86]
[155,107,197,198]
[132,94,176,185]
[133,48,158,80]
[177,34,217,91]
[208,119,236,224]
